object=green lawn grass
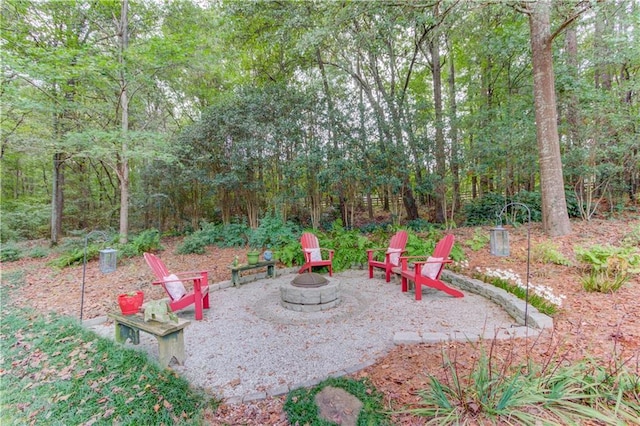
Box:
[0,271,216,425]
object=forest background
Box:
[1,0,638,245]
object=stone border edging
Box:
[391,270,554,345]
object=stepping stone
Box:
[315,386,363,426]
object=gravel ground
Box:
[89,269,518,401]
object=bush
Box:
[575,244,640,292]
[463,193,506,226]
[0,244,22,262]
[0,200,50,242]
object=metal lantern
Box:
[99,248,117,273]
[490,225,510,257]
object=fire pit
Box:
[280,273,341,312]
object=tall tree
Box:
[520,0,588,236]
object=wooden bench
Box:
[108,312,190,367]
[230,260,276,286]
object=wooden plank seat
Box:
[398,234,464,300]
[230,260,276,286]
[108,312,190,367]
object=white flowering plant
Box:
[475,267,565,315]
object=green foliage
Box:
[275,238,305,267]
[49,246,95,268]
[0,201,50,242]
[120,229,163,256]
[575,244,640,292]
[177,222,249,254]
[405,233,465,262]
[622,224,640,247]
[531,241,573,266]
[248,212,301,249]
[284,377,392,425]
[406,218,434,233]
[465,228,490,251]
[405,346,640,424]
[357,221,392,234]
[0,244,22,262]
[0,271,213,424]
[463,193,506,226]
[463,192,547,226]
[177,215,300,255]
[324,220,372,270]
[27,246,48,259]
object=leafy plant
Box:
[325,220,372,270]
[284,377,391,425]
[404,344,639,424]
[531,241,572,266]
[465,227,490,251]
[126,228,163,254]
[575,244,640,292]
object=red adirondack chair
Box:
[399,234,463,300]
[143,252,210,320]
[299,232,334,276]
[367,230,408,282]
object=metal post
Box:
[80,230,110,321]
[495,202,531,327]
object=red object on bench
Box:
[299,232,334,276]
[367,230,408,282]
[398,234,463,300]
[143,252,210,320]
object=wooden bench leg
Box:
[231,270,240,286]
[115,322,140,345]
[156,330,186,366]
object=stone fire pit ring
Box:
[280,273,341,312]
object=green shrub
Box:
[575,244,640,292]
[27,246,48,259]
[325,220,372,269]
[284,377,391,425]
[0,200,50,241]
[129,229,162,254]
[406,218,434,232]
[463,193,506,226]
[531,241,572,266]
[0,244,22,262]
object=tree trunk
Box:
[430,36,446,223]
[118,0,130,244]
[50,152,64,245]
[528,0,572,236]
[447,36,461,211]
